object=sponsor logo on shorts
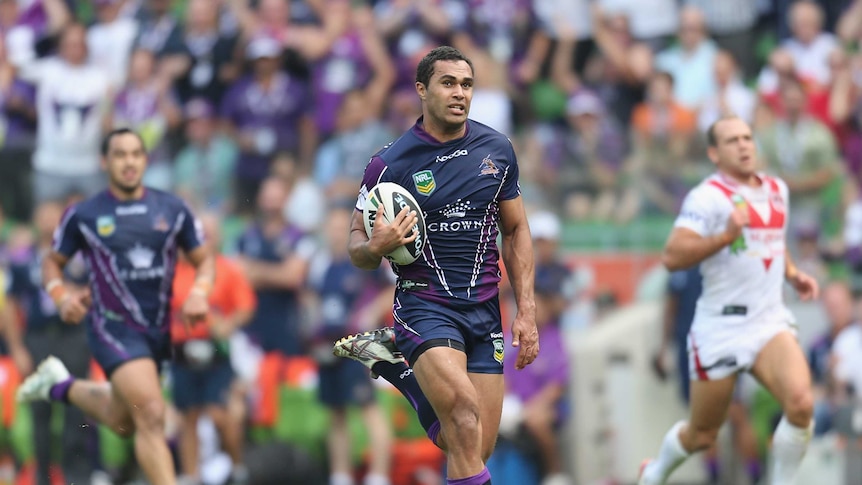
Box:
[493,338,504,364]
[490,332,504,339]
[702,356,737,371]
[399,368,414,380]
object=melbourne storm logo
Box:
[478,155,499,177]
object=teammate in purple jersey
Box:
[16,128,215,485]
[334,46,538,485]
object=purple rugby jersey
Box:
[355,117,521,304]
[312,31,372,136]
[52,189,204,331]
[220,72,312,180]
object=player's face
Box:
[417,60,473,130]
[708,118,757,178]
[103,133,148,194]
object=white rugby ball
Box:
[363,182,427,265]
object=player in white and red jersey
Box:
[639,116,819,485]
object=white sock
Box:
[643,421,691,484]
[331,472,355,485]
[771,415,812,485]
[363,473,391,485]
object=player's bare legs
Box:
[21,357,177,483]
[751,330,814,484]
[110,359,176,484]
[412,347,486,479]
[682,377,737,453]
[65,379,135,435]
[640,375,736,484]
[468,373,504,461]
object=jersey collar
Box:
[411,116,470,145]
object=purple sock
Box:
[427,420,441,445]
[705,456,719,483]
[448,467,491,485]
[49,377,74,403]
[371,361,439,438]
[746,458,763,483]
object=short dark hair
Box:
[706,114,743,147]
[101,128,145,156]
[415,46,474,87]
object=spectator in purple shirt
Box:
[311,4,394,138]
[373,0,458,91]
[220,36,316,213]
[451,0,548,87]
[1,0,70,67]
[0,32,36,148]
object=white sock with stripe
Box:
[770,415,813,485]
[642,421,690,484]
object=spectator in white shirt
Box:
[831,315,862,404]
[781,0,838,90]
[87,0,139,90]
[684,0,759,78]
[698,50,757,132]
[600,0,679,50]
[655,5,718,110]
[17,22,111,204]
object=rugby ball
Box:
[363,182,427,265]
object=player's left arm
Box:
[499,196,539,370]
[784,250,819,301]
[183,245,216,326]
[44,208,91,324]
[178,206,215,326]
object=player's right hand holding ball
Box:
[367,207,418,257]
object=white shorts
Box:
[687,319,797,381]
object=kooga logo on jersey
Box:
[436,149,468,163]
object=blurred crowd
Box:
[0,0,860,484]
